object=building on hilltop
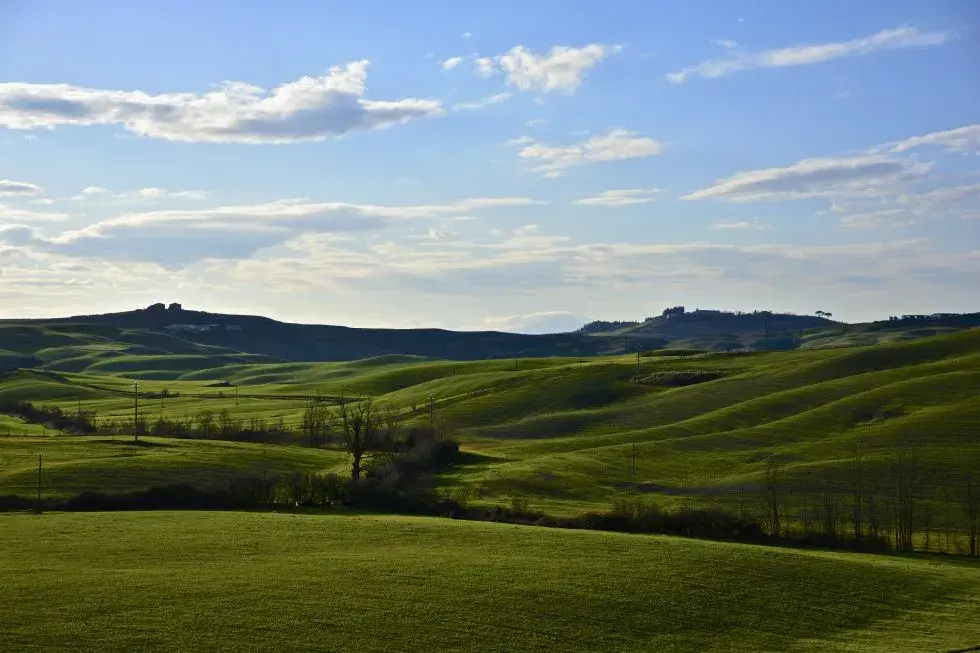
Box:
[164,323,218,333]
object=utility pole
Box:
[635,349,641,378]
[235,386,239,406]
[37,454,42,502]
[514,354,519,371]
[763,316,769,353]
[133,381,139,443]
[624,335,629,355]
[427,395,435,426]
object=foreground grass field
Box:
[2,511,979,652]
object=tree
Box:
[337,396,383,482]
[762,457,782,537]
[848,441,866,546]
[963,471,980,557]
[301,395,331,448]
[195,410,216,438]
[891,444,917,551]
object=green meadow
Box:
[2,326,978,519]
[2,322,979,651]
[2,511,979,653]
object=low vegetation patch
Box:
[633,369,726,386]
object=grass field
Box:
[2,321,979,650]
[2,511,979,652]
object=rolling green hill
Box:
[1,304,621,363]
[2,511,979,652]
[2,311,979,652]
[1,328,977,529]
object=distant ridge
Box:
[2,304,978,364]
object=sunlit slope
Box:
[1,330,977,515]
[0,436,346,498]
[1,511,979,653]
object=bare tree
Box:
[848,441,865,547]
[762,457,782,537]
[891,444,917,552]
[800,471,811,536]
[821,491,841,544]
[337,396,383,482]
[196,410,215,438]
[867,493,881,542]
[963,471,979,557]
[301,395,331,448]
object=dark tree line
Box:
[757,445,979,556]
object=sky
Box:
[0,0,978,332]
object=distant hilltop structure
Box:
[164,323,218,333]
[164,323,242,333]
[144,302,242,333]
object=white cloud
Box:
[572,189,663,206]
[514,130,664,177]
[481,310,588,334]
[888,124,980,154]
[72,186,210,202]
[0,203,70,223]
[838,208,915,228]
[712,39,739,49]
[5,224,978,324]
[441,56,464,71]
[0,179,44,196]
[668,27,952,83]
[462,32,472,39]
[681,154,931,202]
[452,92,513,111]
[0,60,444,143]
[474,57,495,77]
[473,44,620,93]
[7,195,543,265]
[711,219,769,230]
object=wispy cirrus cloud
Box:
[668,27,952,83]
[572,189,663,206]
[681,154,931,202]
[0,204,70,223]
[452,92,513,112]
[0,60,443,143]
[710,219,769,230]
[887,123,980,154]
[1,196,543,265]
[472,44,621,93]
[513,130,664,177]
[71,186,209,202]
[0,179,44,196]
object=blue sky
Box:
[1,0,978,331]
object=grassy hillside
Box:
[1,329,977,533]
[0,436,347,498]
[2,305,620,362]
[1,511,978,652]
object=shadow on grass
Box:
[91,438,178,448]
[454,451,503,466]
